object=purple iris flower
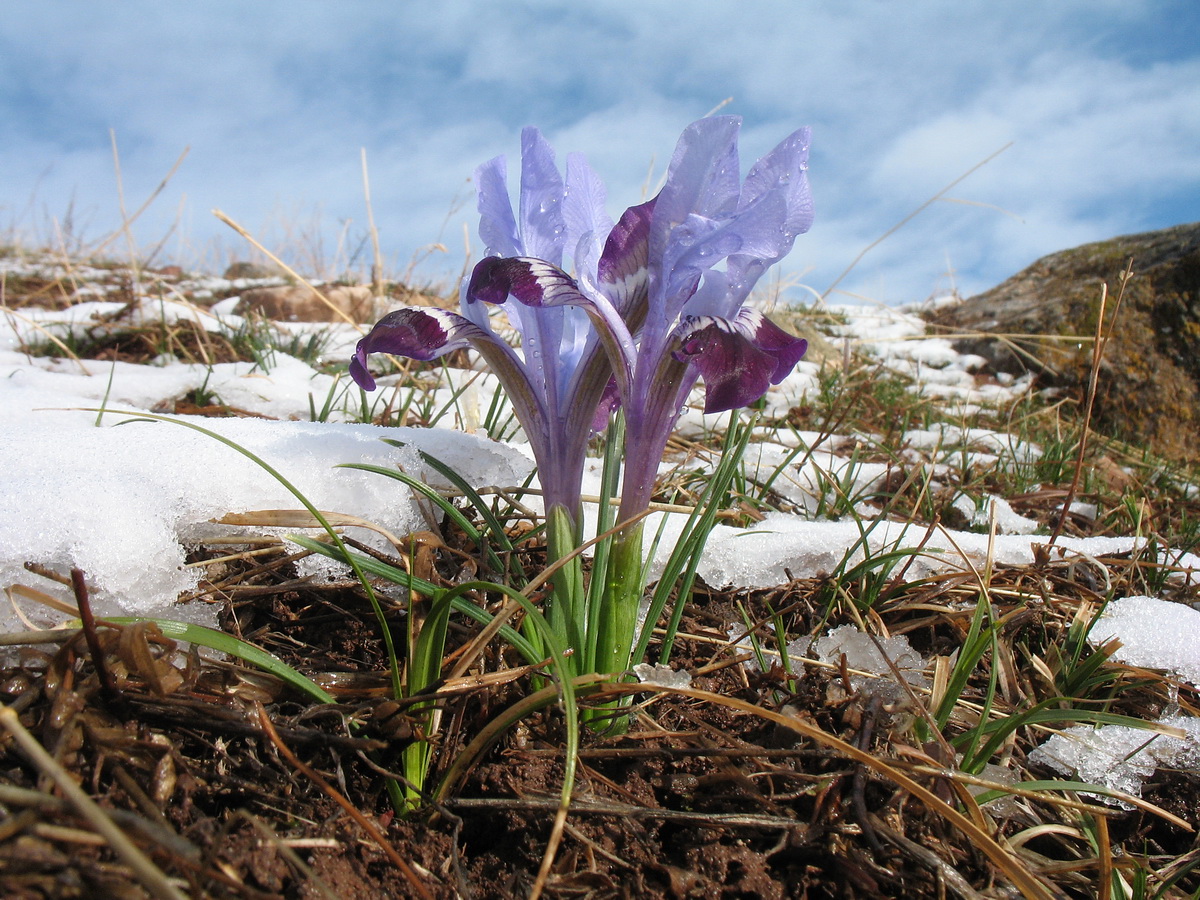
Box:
[463,116,813,521]
[352,117,811,535]
[350,127,627,519]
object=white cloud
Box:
[1,1,1197,304]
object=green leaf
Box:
[95,617,335,704]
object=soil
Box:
[2,529,1198,900]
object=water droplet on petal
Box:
[715,235,742,256]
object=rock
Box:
[236,284,382,323]
[223,261,277,280]
[924,222,1200,461]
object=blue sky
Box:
[3,1,1198,305]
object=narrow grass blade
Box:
[95,616,335,704]
[382,439,524,576]
[339,460,510,579]
[292,535,540,662]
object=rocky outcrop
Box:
[223,261,278,280]
[924,223,1200,461]
[236,284,381,322]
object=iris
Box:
[456,116,812,523]
[351,126,619,522]
[351,116,813,679]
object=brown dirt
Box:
[2,527,1198,899]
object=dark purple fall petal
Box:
[467,256,590,308]
[672,310,807,414]
[349,348,377,391]
[596,199,654,313]
[742,309,810,383]
[349,308,468,391]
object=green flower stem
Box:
[544,504,587,674]
[595,520,646,679]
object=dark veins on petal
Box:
[349,309,454,390]
[674,313,807,413]
[467,256,583,308]
[597,201,654,297]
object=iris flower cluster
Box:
[351,116,812,678]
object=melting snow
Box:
[725,622,929,707]
[633,663,692,689]
[951,493,1041,535]
[3,283,1200,679]
[813,625,929,704]
[1027,596,1200,802]
[1029,716,1200,805]
[1090,595,1200,687]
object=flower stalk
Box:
[351,116,813,698]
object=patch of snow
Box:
[951,493,1041,535]
[828,303,1035,410]
[633,663,692,689]
[902,425,1041,465]
[1090,596,1200,687]
[1029,716,1200,805]
[642,511,1175,592]
[0,403,532,631]
[737,442,889,514]
[814,624,929,703]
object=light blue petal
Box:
[649,117,741,264]
[661,124,815,317]
[475,156,520,259]
[563,151,611,270]
[739,127,813,229]
[518,127,567,264]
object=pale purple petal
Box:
[650,117,742,264]
[662,133,813,317]
[518,127,566,264]
[563,151,612,268]
[678,269,730,319]
[738,127,813,231]
[475,155,520,259]
[725,127,814,299]
[659,213,739,319]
